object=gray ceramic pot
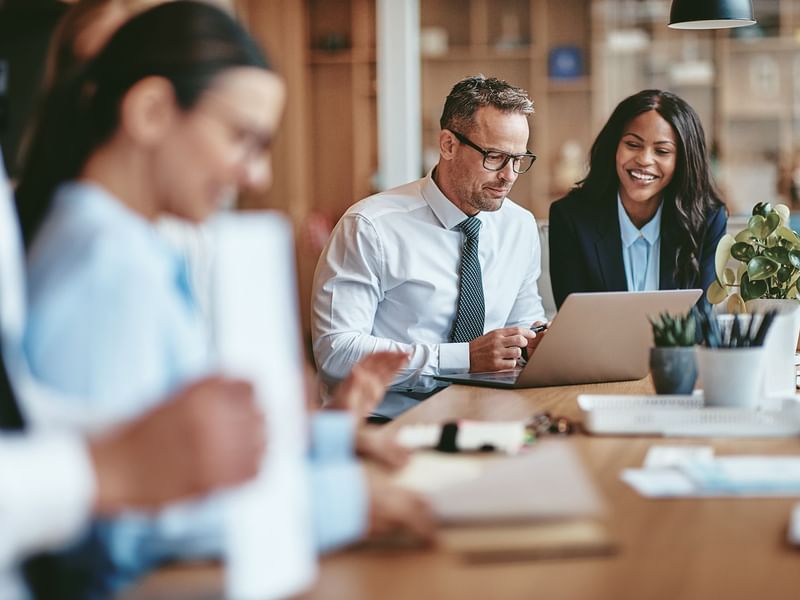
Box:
[649,347,697,395]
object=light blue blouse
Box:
[24,182,366,588]
[617,194,662,292]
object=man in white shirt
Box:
[312,75,548,397]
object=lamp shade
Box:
[669,0,756,29]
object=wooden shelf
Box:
[727,36,799,53]
[308,49,375,65]
[547,77,591,92]
[422,46,533,62]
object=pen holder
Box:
[717,309,798,406]
[697,346,766,409]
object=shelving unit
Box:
[420,0,592,218]
[237,0,800,224]
[593,0,800,215]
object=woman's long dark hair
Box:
[569,89,724,288]
[15,0,271,247]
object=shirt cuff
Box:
[438,342,470,373]
[310,462,368,553]
[0,433,96,567]
[309,411,356,463]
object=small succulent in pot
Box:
[650,311,696,348]
[649,311,697,395]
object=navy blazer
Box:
[548,189,727,309]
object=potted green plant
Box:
[707,202,800,310]
[708,201,800,397]
[649,311,697,395]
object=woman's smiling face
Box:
[615,109,677,213]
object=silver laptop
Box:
[435,290,702,389]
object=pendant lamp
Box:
[669,0,756,29]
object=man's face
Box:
[446,106,530,214]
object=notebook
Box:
[435,289,702,389]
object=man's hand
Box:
[329,351,409,417]
[468,326,538,372]
[523,320,549,360]
[366,469,436,543]
[89,376,265,514]
[356,426,410,470]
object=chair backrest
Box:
[537,220,557,320]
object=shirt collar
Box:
[617,192,663,249]
[421,167,481,231]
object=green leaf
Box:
[790,250,800,270]
[737,261,748,280]
[753,202,772,217]
[777,265,793,283]
[748,215,770,239]
[735,229,756,243]
[714,234,735,283]
[731,242,756,262]
[722,267,736,286]
[706,279,728,304]
[776,226,800,247]
[747,255,780,281]
[765,211,781,236]
[741,272,768,300]
[764,245,791,266]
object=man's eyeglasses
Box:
[448,129,536,174]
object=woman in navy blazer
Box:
[549,89,727,309]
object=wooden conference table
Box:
[126,379,800,600]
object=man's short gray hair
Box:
[439,75,534,133]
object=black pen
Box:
[522,324,548,360]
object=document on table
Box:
[395,440,605,523]
[623,445,800,498]
[393,441,615,560]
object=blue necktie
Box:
[450,217,485,343]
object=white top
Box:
[0,153,95,596]
[0,434,96,597]
[617,194,662,292]
[312,170,546,391]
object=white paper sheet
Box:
[211,213,315,599]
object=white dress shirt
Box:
[312,170,546,391]
[0,153,96,598]
[618,194,662,292]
